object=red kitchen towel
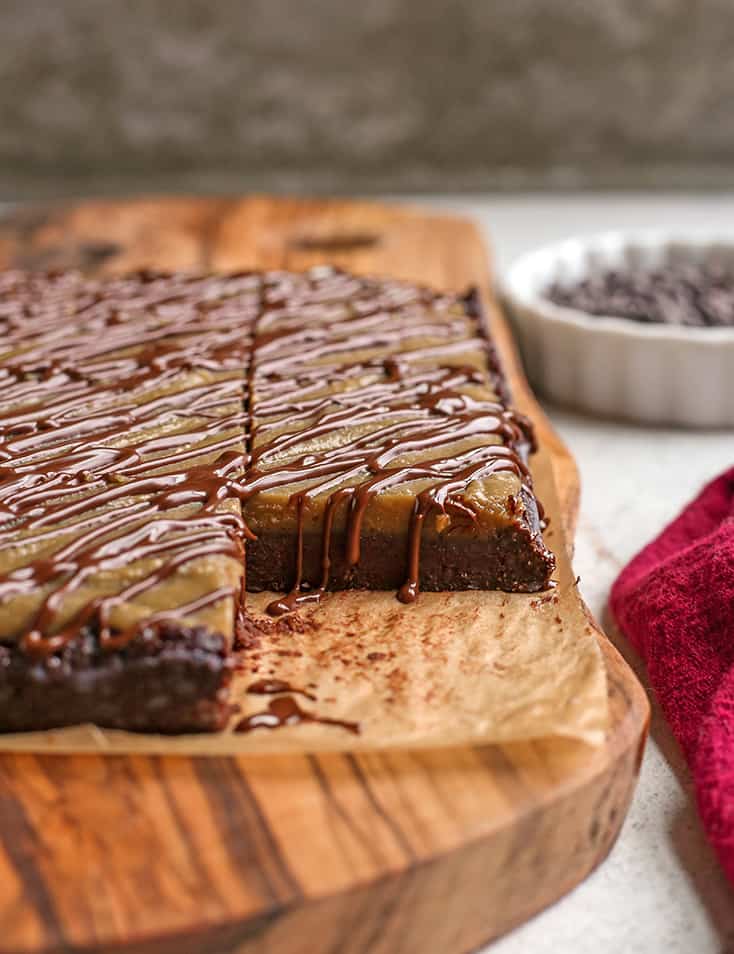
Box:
[610,466,734,884]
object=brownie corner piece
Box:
[245,268,555,602]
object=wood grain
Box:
[0,196,649,954]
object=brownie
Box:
[0,266,554,734]
[0,269,256,732]
[244,268,555,613]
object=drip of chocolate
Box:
[235,695,360,735]
[246,677,316,701]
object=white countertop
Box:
[417,195,734,953]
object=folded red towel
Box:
[610,467,734,884]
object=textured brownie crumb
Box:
[233,609,318,652]
[0,623,233,734]
[234,613,263,652]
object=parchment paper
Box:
[0,440,608,754]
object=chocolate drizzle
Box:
[0,266,549,660]
[235,695,360,735]
[246,677,316,701]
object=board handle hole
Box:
[289,232,381,252]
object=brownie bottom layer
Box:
[247,513,555,595]
[0,623,233,734]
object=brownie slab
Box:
[244,269,555,610]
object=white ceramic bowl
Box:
[502,230,734,427]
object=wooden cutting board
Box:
[0,196,649,954]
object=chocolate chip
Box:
[546,261,734,328]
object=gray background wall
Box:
[1,0,733,199]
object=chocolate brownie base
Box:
[247,494,554,594]
[248,527,553,594]
[0,624,233,734]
